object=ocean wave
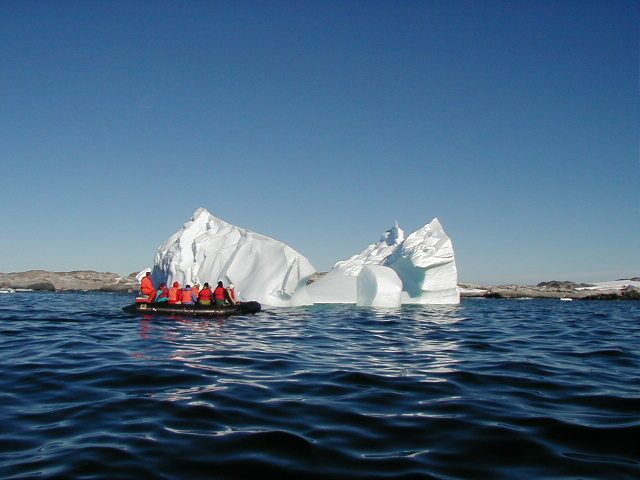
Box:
[0,293,638,479]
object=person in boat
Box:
[192,283,200,298]
[168,281,182,304]
[198,282,213,305]
[181,285,198,305]
[140,272,156,303]
[213,281,233,306]
[227,283,239,304]
[156,282,169,303]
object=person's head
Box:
[146,272,151,277]
[229,283,235,289]
[185,285,191,289]
[217,281,223,287]
[204,282,209,288]
[160,283,166,288]
[173,281,179,288]
[195,283,200,287]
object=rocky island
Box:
[0,270,139,293]
[459,279,640,300]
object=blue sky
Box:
[1,1,638,284]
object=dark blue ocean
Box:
[0,292,638,479]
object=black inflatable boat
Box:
[122,301,261,317]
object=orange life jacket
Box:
[141,276,155,294]
[181,289,194,303]
[192,286,200,297]
[168,287,181,303]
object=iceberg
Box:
[305,218,460,305]
[151,208,316,307]
[356,265,402,307]
[135,268,151,283]
[390,219,460,305]
[144,209,459,307]
[305,222,405,303]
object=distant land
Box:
[0,270,139,293]
[457,279,640,301]
[0,270,638,300]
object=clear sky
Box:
[1,1,638,285]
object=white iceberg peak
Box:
[386,218,454,268]
[306,217,459,305]
[381,220,404,246]
[389,218,459,304]
[152,208,316,307]
[334,222,405,277]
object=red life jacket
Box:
[181,289,194,303]
[168,287,181,303]
[199,287,212,302]
[214,286,226,300]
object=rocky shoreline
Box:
[1,270,638,300]
[459,279,640,301]
[0,270,139,293]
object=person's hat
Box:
[229,283,235,289]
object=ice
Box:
[389,219,460,305]
[305,223,404,304]
[144,209,458,307]
[576,280,640,291]
[306,218,459,305]
[135,268,151,283]
[356,265,402,307]
[304,268,358,304]
[335,221,405,276]
[151,208,316,307]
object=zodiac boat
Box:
[122,301,261,316]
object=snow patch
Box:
[576,280,640,291]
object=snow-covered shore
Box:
[458,279,640,300]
